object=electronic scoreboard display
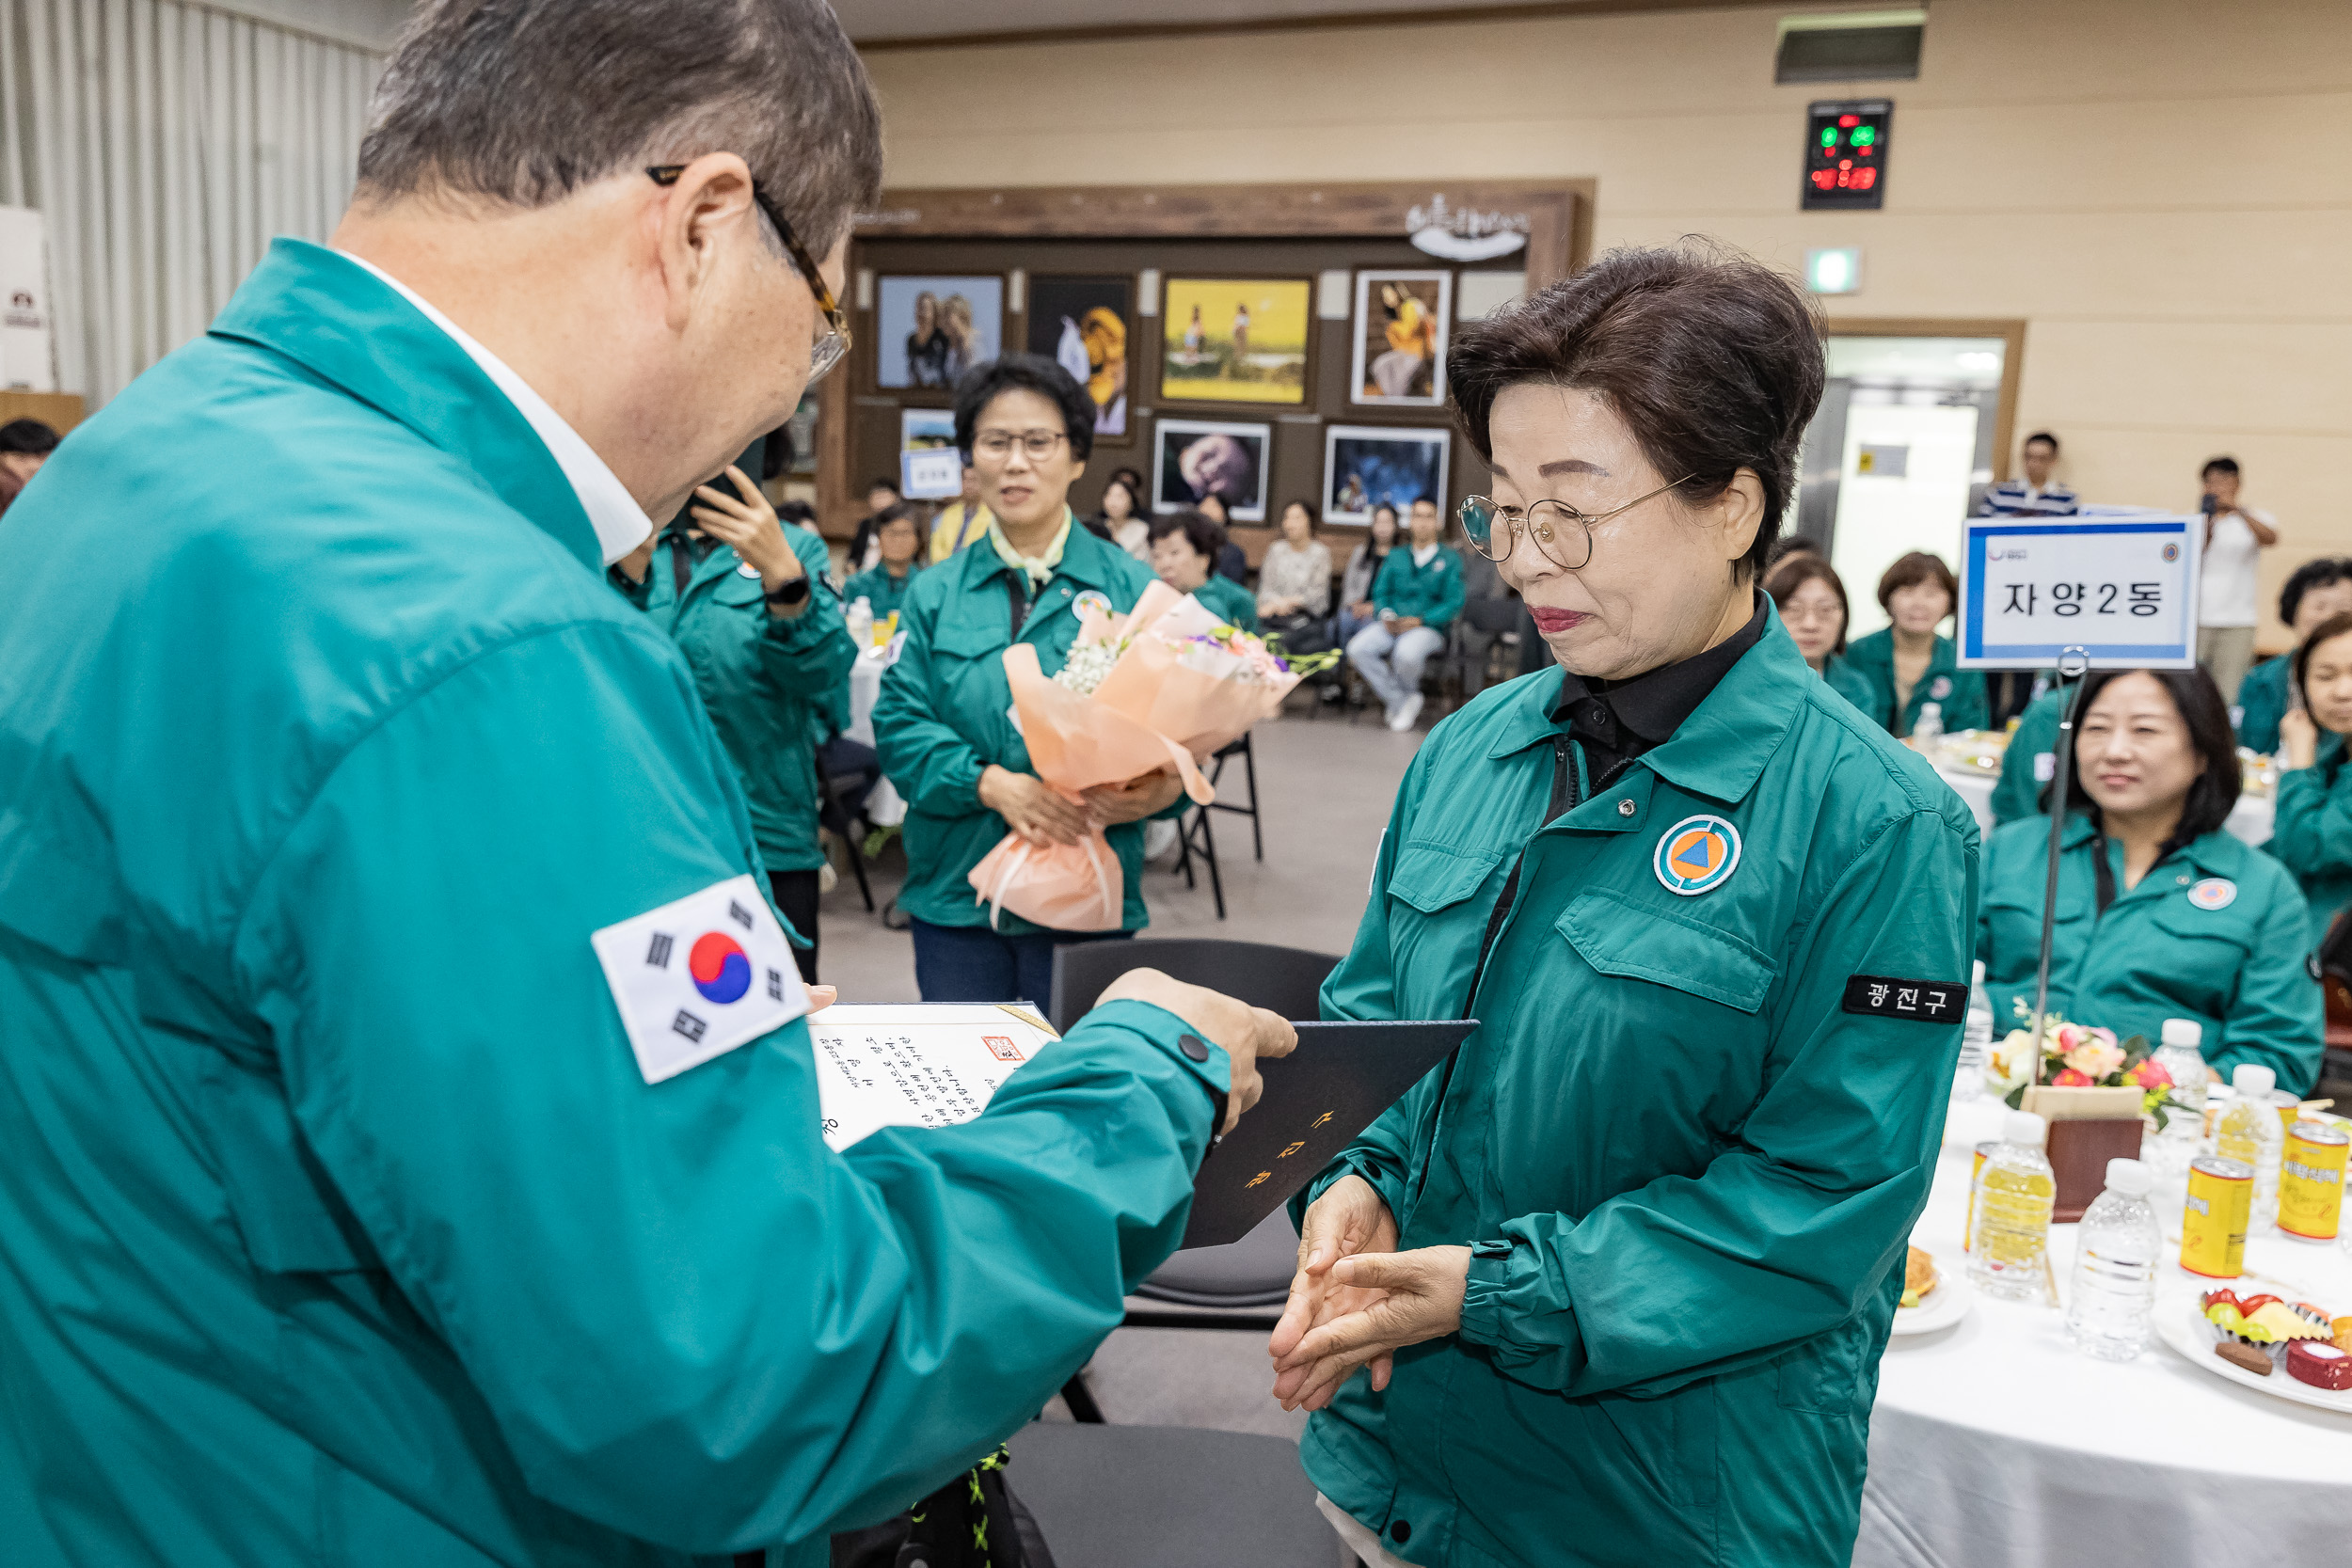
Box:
[1804,99,1891,211]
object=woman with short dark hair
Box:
[2271,610,2352,945]
[1257,499,1335,654]
[1977,667,2318,1090]
[1270,245,1978,1568]
[1764,551,1872,713]
[1842,550,1989,736]
[873,355,1182,1002]
[1146,508,1257,631]
[2237,557,2352,752]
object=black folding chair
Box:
[813,754,875,914]
[1207,733,1262,862]
[1047,940,1343,1418]
[1170,795,1226,919]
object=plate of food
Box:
[1934,731,2009,777]
[1891,1246,1972,1335]
[2156,1287,2352,1413]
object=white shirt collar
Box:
[332,249,652,565]
[1412,542,1440,566]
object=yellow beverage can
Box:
[2182,1156,2253,1278]
[1962,1140,1995,1252]
[2279,1120,2349,1242]
[2270,1089,2306,1136]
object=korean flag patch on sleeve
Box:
[590,873,810,1084]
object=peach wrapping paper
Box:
[966,582,1305,930]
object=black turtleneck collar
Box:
[1551,592,1768,786]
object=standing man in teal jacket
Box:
[613,463,856,980]
[1347,495,1465,732]
[0,6,1294,1566]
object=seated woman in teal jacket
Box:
[841,502,924,625]
[1146,506,1258,631]
[1345,496,1464,733]
[2238,557,2352,753]
[1764,549,1875,713]
[2271,610,2352,947]
[1842,550,1988,736]
[872,356,1184,1004]
[1978,667,2320,1092]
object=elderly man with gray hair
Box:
[0,4,1295,1566]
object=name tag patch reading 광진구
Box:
[590,873,810,1084]
[1842,974,1967,1023]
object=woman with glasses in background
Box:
[1765,550,1874,715]
[872,356,1183,1003]
[1268,246,1977,1568]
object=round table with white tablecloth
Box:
[844,639,906,829]
[1855,1097,2352,1567]
[1932,760,2274,847]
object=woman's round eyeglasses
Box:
[1457,477,1690,570]
[647,165,850,385]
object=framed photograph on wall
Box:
[900,406,957,452]
[1153,418,1272,522]
[874,275,1004,390]
[1350,270,1453,407]
[1158,277,1312,407]
[1025,275,1133,441]
[1324,424,1452,526]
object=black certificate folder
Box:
[1181,1019,1474,1250]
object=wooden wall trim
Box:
[852,0,1787,54]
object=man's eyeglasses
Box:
[1457,477,1690,570]
[646,165,849,385]
[972,430,1069,461]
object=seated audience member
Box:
[2271,611,2352,947]
[1844,550,1988,736]
[0,417,60,518]
[1195,492,1250,584]
[1764,551,1875,714]
[1149,507,1258,632]
[1256,499,1333,655]
[1346,496,1462,733]
[2238,557,2352,753]
[927,463,991,562]
[843,503,925,623]
[1990,673,2083,826]
[1336,503,1399,650]
[1978,431,2077,516]
[1454,542,1519,699]
[1979,667,2320,1093]
[1096,468,1150,562]
[847,476,902,573]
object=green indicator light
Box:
[1820,127,1838,148]
[1852,126,1876,147]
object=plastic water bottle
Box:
[846,595,874,649]
[2148,1018,2210,1178]
[1969,1110,2057,1301]
[2211,1063,2284,1231]
[1913,701,1945,751]
[1954,958,1993,1101]
[2065,1157,2162,1360]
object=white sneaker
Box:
[1143,817,1179,861]
[1387,692,1424,732]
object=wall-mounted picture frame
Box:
[1153,418,1272,522]
[874,274,1004,390]
[1324,424,1452,526]
[1025,274,1133,442]
[1158,276,1312,407]
[1350,270,1453,407]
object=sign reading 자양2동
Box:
[1958,514,2201,670]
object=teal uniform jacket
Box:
[1298,606,1979,1568]
[1992,683,2073,826]
[873,524,1172,934]
[2270,732,2352,946]
[1820,652,1876,716]
[844,561,920,622]
[2235,654,2290,754]
[1370,545,1465,633]
[1192,569,1260,632]
[0,239,1232,1568]
[615,531,856,876]
[1842,627,1989,736]
[1979,814,2320,1091]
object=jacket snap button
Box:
[1179,1034,1211,1063]
[1390,1520,1412,1544]
[2176,875,2190,885]
[1617,799,1635,817]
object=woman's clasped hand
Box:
[1266,1176,1470,1413]
[975,762,1181,847]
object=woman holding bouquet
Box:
[1268,246,1979,1568]
[873,356,1184,1003]
[1976,667,2318,1091]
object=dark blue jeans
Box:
[909,918,1134,1006]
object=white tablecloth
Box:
[1856,1098,2352,1566]
[845,645,906,829]
[1934,764,2274,847]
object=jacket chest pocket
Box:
[1555,886,1777,1014]
[931,622,1017,752]
[2136,901,2252,1008]
[1985,896,2080,982]
[1385,840,1506,1017]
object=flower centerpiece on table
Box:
[1984,1004,2177,1129]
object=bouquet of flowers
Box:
[968,581,1334,930]
[1984,1004,2177,1129]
